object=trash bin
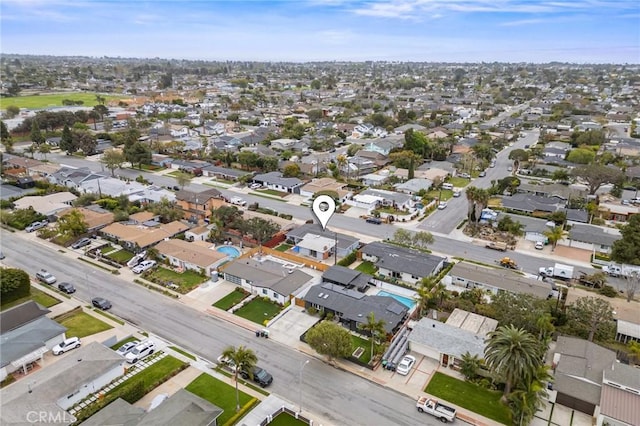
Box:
[255,330,261,337]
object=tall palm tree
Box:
[543,226,565,251]
[357,312,387,362]
[336,154,348,180]
[414,284,434,318]
[431,282,450,309]
[484,325,542,399]
[508,364,551,425]
[459,351,482,381]
[221,345,258,411]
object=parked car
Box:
[240,366,273,387]
[459,173,471,179]
[58,282,76,294]
[535,241,544,250]
[478,170,486,177]
[36,269,57,284]
[125,340,156,364]
[217,355,237,372]
[396,355,416,376]
[52,337,81,355]
[116,340,140,356]
[71,237,92,249]
[366,217,382,224]
[92,297,112,310]
[25,220,48,233]
[507,166,513,172]
[132,260,157,274]
[437,201,448,210]
[249,183,262,190]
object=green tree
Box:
[347,143,360,156]
[0,267,31,304]
[59,124,76,154]
[459,352,482,381]
[357,312,387,362]
[174,171,192,190]
[543,226,565,251]
[72,129,97,155]
[611,214,640,265]
[57,209,88,237]
[508,365,551,426]
[571,163,624,195]
[24,143,36,159]
[412,231,434,249]
[628,341,640,365]
[484,325,542,398]
[565,296,614,342]
[93,104,108,120]
[1,121,14,153]
[38,143,51,160]
[30,120,45,145]
[566,148,596,164]
[101,149,126,177]
[305,320,353,363]
[5,105,20,119]
[413,283,434,318]
[392,228,413,245]
[245,217,280,247]
[147,197,183,223]
[220,345,257,411]
[282,163,301,178]
[124,142,152,169]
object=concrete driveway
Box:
[267,307,320,347]
[531,402,593,426]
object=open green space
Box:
[186,373,255,426]
[169,346,196,361]
[213,288,250,311]
[350,334,375,364]
[0,288,61,311]
[425,189,453,201]
[425,372,511,425]
[145,267,208,293]
[110,336,140,350]
[233,297,283,325]
[0,93,121,110]
[355,261,377,275]
[56,311,113,338]
[106,249,135,263]
[274,243,292,252]
[269,412,308,426]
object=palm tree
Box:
[431,282,450,309]
[414,284,434,318]
[357,311,387,362]
[459,352,482,381]
[535,313,555,342]
[508,364,551,425]
[484,325,542,399]
[336,154,348,180]
[221,345,258,411]
[543,226,565,251]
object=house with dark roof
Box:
[560,224,620,255]
[253,172,304,194]
[222,257,314,304]
[495,212,552,244]
[359,242,445,285]
[201,164,249,181]
[322,265,372,292]
[304,283,408,334]
[501,193,566,214]
[0,301,67,381]
[82,389,223,426]
[598,363,640,426]
[286,223,359,258]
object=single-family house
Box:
[501,193,566,214]
[0,301,67,381]
[615,319,640,344]
[154,239,227,276]
[201,165,249,181]
[175,188,225,222]
[47,167,105,190]
[58,205,115,233]
[270,138,298,150]
[322,265,372,292]
[286,223,359,258]
[561,224,620,255]
[495,212,553,244]
[597,363,640,426]
[252,172,304,194]
[408,310,498,368]
[304,283,408,334]
[359,242,445,285]
[100,220,190,252]
[299,178,351,202]
[0,342,125,425]
[79,177,147,198]
[359,189,413,210]
[185,224,211,242]
[360,173,390,187]
[597,202,640,223]
[128,185,176,204]
[394,178,433,195]
[12,192,77,217]
[222,257,314,304]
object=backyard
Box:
[55,309,113,338]
[145,266,208,293]
[274,243,293,252]
[185,373,256,426]
[234,297,283,325]
[0,288,60,311]
[425,372,511,425]
[213,287,251,311]
[355,261,377,275]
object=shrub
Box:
[337,250,357,266]
[1,267,31,305]
[306,307,317,316]
[599,285,618,298]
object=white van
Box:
[442,183,454,190]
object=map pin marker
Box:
[312,195,336,231]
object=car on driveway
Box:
[249,183,262,190]
[58,282,76,294]
[396,355,416,376]
[52,337,81,355]
[240,366,273,387]
[535,241,544,250]
[132,260,157,274]
[25,220,48,233]
[116,340,140,357]
[71,237,92,249]
[125,340,156,364]
[437,201,448,210]
[36,269,57,284]
[92,297,112,310]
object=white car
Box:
[396,355,416,376]
[52,337,81,355]
[125,340,156,364]
[535,241,544,250]
[36,269,57,284]
[132,260,156,274]
[249,183,262,190]
[116,340,140,356]
[437,201,448,210]
[217,355,237,372]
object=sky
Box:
[1,0,639,63]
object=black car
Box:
[58,282,76,294]
[240,366,273,387]
[92,297,112,310]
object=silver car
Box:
[116,340,140,356]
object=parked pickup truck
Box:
[416,397,456,423]
[485,241,507,251]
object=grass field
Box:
[351,334,375,364]
[145,267,208,293]
[274,243,292,252]
[0,93,122,110]
[186,373,255,426]
[213,288,250,310]
[0,288,61,311]
[425,372,511,425]
[234,297,283,325]
[56,311,113,338]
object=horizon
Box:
[1,0,639,64]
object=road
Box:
[1,231,443,426]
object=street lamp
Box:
[298,360,310,413]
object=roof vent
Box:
[323,294,329,299]
[318,293,324,297]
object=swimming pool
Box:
[377,290,416,309]
[217,246,241,258]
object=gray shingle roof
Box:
[360,242,445,278]
[322,265,372,291]
[501,193,565,213]
[253,171,303,188]
[175,188,221,203]
[0,316,67,368]
[222,258,312,296]
[408,317,487,358]
[569,224,620,246]
[0,300,50,333]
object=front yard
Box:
[350,334,380,365]
[144,266,208,293]
[213,287,251,311]
[425,372,511,425]
[106,249,135,263]
[0,288,61,311]
[55,309,113,338]
[255,188,288,197]
[447,177,470,187]
[234,297,283,325]
[185,373,256,426]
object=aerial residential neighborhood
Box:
[1,3,640,425]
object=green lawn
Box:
[350,334,375,364]
[56,311,113,338]
[234,297,283,325]
[100,245,116,254]
[377,207,410,215]
[0,288,61,311]
[447,177,470,187]
[106,249,135,263]
[111,355,186,394]
[269,412,308,426]
[274,243,292,252]
[426,189,453,201]
[145,267,208,293]
[425,372,511,425]
[110,336,140,350]
[0,93,122,110]
[213,288,250,311]
[186,373,254,426]
[256,189,288,197]
[355,261,377,275]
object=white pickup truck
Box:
[229,196,247,206]
[416,397,456,423]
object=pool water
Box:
[217,246,241,258]
[377,290,416,309]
